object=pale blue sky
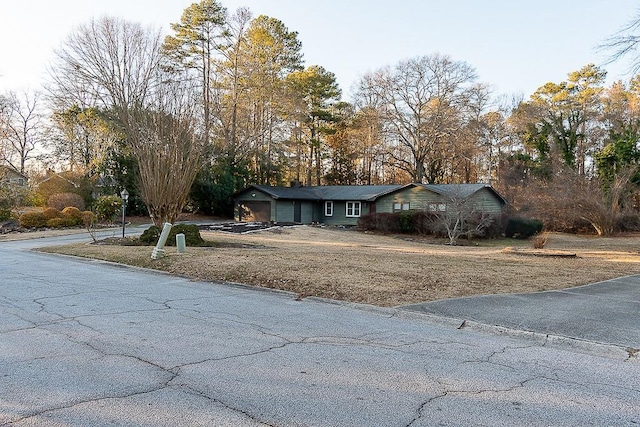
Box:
[1,0,637,100]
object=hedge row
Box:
[357,210,503,238]
[19,207,95,229]
[357,211,544,239]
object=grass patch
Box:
[38,227,640,307]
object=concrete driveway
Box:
[1,233,639,426]
[399,275,640,351]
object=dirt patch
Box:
[37,226,640,307]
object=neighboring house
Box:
[0,165,28,188]
[234,183,507,226]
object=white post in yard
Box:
[151,222,172,260]
[176,233,186,254]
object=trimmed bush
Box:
[19,212,46,228]
[0,207,11,222]
[93,195,122,223]
[171,224,205,246]
[42,207,64,220]
[48,193,85,211]
[62,206,83,226]
[139,224,205,247]
[46,217,76,228]
[139,225,161,245]
[505,217,543,239]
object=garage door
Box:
[240,201,271,222]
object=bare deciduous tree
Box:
[49,16,162,111]
[123,81,206,226]
[0,91,45,173]
[424,186,496,245]
[49,16,205,226]
[599,10,640,75]
[356,54,482,183]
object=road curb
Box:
[305,296,638,362]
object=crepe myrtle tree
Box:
[425,190,496,245]
[122,79,207,227]
[50,16,206,226]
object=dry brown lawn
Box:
[35,226,640,307]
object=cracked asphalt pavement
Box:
[1,233,639,426]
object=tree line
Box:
[1,0,640,234]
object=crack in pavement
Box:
[404,373,545,427]
[1,375,178,426]
[176,385,276,427]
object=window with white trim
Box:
[346,201,361,217]
[428,203,447,212]
[393,202,411,212]
[325,201,333,216]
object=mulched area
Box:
[200,222,295,234]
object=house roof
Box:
[315,185,409,201]
[418,183,507,205]
[0,164,28,179]
[241,183,507,204]
[249,184,409,201]
[250,185,324,200]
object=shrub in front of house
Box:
[0,207,11,222]
[62,206,83,226]
[48,193,85,211]
[19,212,46,228]
[358,211,438,234]
[359,211,501,239]
[358,212,399,233]
[408,210,440,234]
[46,217,77,228]
[42,207,64,220]
[93,195,122,224]
[171,224,205,246]
[505,217,543,239]
[139,225,161,245]
[478,214,503,239]
[139,224,205,246]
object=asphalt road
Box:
[400,276,640,351]
[1,232,639,426]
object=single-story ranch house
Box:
[234,183,507,226]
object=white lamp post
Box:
[120,189,129,238]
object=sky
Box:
[1,0,639,102]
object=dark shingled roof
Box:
[251,185,321,200]
[419,183,507,204]
[251,184,408,201]
[244,183,506,204]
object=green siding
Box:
[376,186,504,214]
[236,189,273,202]
[274,200,317,223]
[321,201,370,226]
[275,200,294,222]
[468,188,503,214]
[376,186,443,212]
